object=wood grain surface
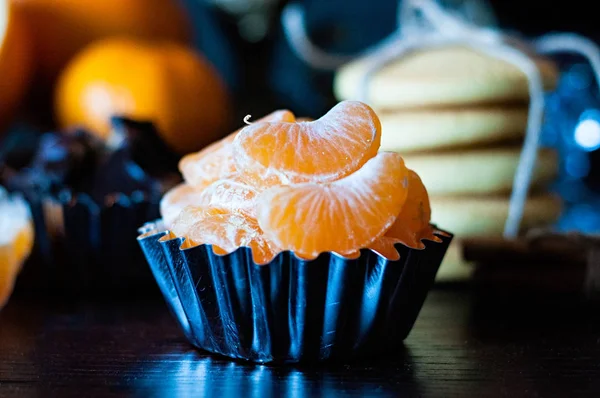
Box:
[1,289,600,397]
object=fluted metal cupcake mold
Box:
[138,222,453,363]
[15,191,160,294]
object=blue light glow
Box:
[574,116,600,151]
[565,152,590,178]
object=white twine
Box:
[281,0,600,239]
[533,33,600,88]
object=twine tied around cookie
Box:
[281,0,600,239]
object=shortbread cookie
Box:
[403,147,558,195]
[334,46,558,109]
[430,194,562,238]
[379,106,528,152]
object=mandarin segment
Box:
[0,254,17,308]
[385,169,438,249]
[246,110,296,125]
[418,227,443,244]
[179,110,295,187]
[256,152,408,259]
[0,228,32,307]
[170,206,225,239]
[0,241,18,308]
[187,212,277,264]
[160,183,206,228]
[10,223,34,268]
[196,174,259,218]
[0,190,34,309]
[233,101,381,186]
[179,132,237,187]
[171,206,277,264]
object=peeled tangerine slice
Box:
[233,101,382,187]
[196,174,259,218]
[160,183,206,228]
[163,175,259,229]
[178,133,237,188]
[1,189,34,309]
[256,152,409,259]
[342,236,404,260]
[385,169,441,250]
[179,110,296,187]
[171,206,277,264]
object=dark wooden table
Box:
[1,288,600,397]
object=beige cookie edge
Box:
[334,46,559,109]
[430,193,562,239]
[402,147,558,196]
[379,106,529,152]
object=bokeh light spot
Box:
[574,117,600,151]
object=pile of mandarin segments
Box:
[159,101,441,264]
[1,189,34,308]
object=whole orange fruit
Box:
[0,0,32,133]
[55,38,230,154]
[10,0,191,86]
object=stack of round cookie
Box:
[334,46,563,282]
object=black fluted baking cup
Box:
[14,191,160,295]
[138,222,453,363]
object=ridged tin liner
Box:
[138,221,453,363]
[15,191,160,294]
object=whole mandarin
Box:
[55,38,230,154]
[10,0,191,86]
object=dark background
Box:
[192,0,600,113]
[492,0,598,37]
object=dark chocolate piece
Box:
[110,117,180,175]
